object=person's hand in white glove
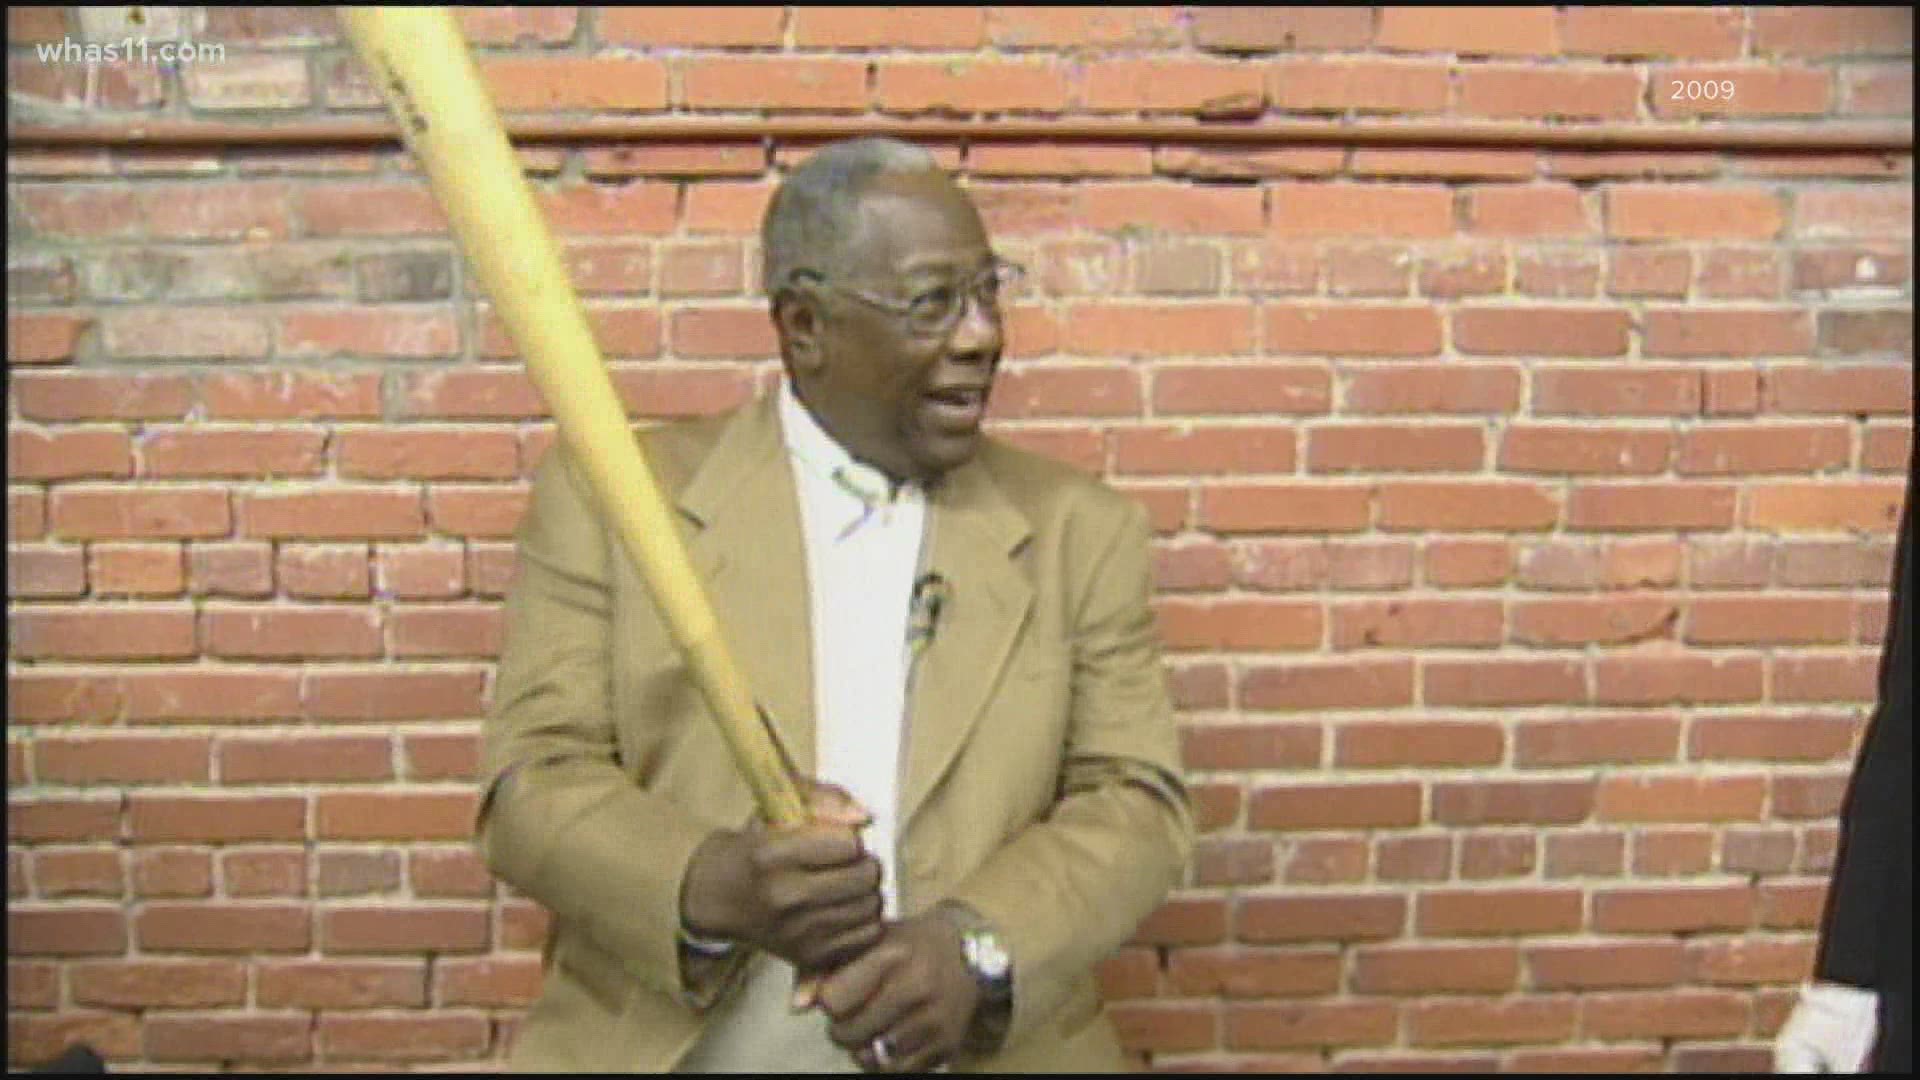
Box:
[1776,981,1879,1073]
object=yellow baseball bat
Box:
[337,7,808,831]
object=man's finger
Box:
[806,781,873,828]
[816,940,907,1022]
[754,828,870,872]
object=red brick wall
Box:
[7,5,1913,1071]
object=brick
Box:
[1376,836,1452,883]
[1773,773,1851,819]
[1166,947,1339,999]
[1109,1002,1217,1054]
[140,428,326,479]
[1469,185,1592,236]
[1747,482,1906,532]
[336,430,519,482]
[36,735,210,785]
[1644,308,1813,357]
[1330,599,1504,648]
[1678,423,1850,475]
[1180,724,1316,775]
[1417,888,1584,936]
[9,906,127,956]
[1378,482,1561,531]
[1282,838,1368,885]
[1655,65,1832,118]
[1267,301,1445,358]
[436,956,543,1008]
[11,607,197,661]
[1568,482,1738,531]
[9,428,131,480]
[986,7,1183,50]
[682,57,867,112]
[1423,539,1512,587]
[376,545,467,600]
[101,308,271,360]
[136,903,310,952]
[12,186,142,238]
[240,489,425,541]
[1431,778,1594,825]
[1594,654,1764,705]
[299,183,448,236]
[8,1013,140,1065]
[1843,63,1913,116]
[1543,832,1626,878]
[1224,1001,1399,1051]
[201,605,380,660]
[221,848,307,898]
[1752,7,1913,57]
[1353,944,1519,995]
[411,847,494,898]
[1596,775,1766,823]
[305,670,489,722]
[220,735,393,784]
[8,798,122,845]
[1270,58,1451,113]
[1064,302,1255,357]
[1863,425,1913,472]
[1344,364,1522,414]
[1559,7,1744,59]
[1791,246,1910,292]
[428,486,529,539]
[1821,310,1912,357]
[316,792,477,842]
[1688,938,1816,986]
[1631,827,1716,875]
[257,959,427,1008]
[1455,307,1629,357]
[199,370,384,420]
[1079,185,1265,236]
[8,960,60,1009]
[125,669,288,727]
[890,62,1079,120]
[275,544,371,600]
[32,849,124,898]
[1238,894,1406,944]
[1610,186,1785,241]
[130,795,306,843]
[1794,189,1912,239]
[1242,659,1415,711]
[599,6,780,47]
[316,1014,493,1063]
[317,850,403,898]
[13,368,194,420]
[1306,423,1483,474]
[1192,7,1374,51]
[1376,6,1556,56]
[1130,897,1229,947]
[1609,248,1692,298]
[1534,367,1701,417]
[1418,247,1508,298]
[1460,832,1538,879]
[1764,364,1912,415]
[1581,990,1751,1040]
[1271,184,1452,238]
[389,605,504,659]
[1527,941,1684,989]
[1407,997,1578,1047]
[321,905,490,954]
[1688,596,1853,645]
[480,57,666,112]
[7,312,89,363]
[1457,66,1642,120]
[1499,426,1671,476]
[8,546,85,598]
[1250,782,1422,831]
[1155,596,1319,652]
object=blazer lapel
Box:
[675,395,817,780]
[898,454,1033,829]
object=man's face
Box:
[792,170,1005,485]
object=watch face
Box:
[964,930,1011,982]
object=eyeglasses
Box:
[794,258,1026,339]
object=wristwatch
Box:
[938,902,1013,1053]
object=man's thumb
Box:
[805,781,872,828]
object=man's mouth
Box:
[921,385,989,430]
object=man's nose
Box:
[947,292,1002,357]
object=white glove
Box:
[1776,980,1878,1073]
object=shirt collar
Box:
[777,380,917,507]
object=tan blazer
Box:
[480,393,1193,1072]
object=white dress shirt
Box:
[676,382,927,1073]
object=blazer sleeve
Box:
[1815,449,1916,989]
[477,448,739,1007]
[946,495,1195,1046]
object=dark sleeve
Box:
[1815,442,1915,988]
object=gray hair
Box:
[761,137,942,296]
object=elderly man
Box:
[480,137,1193,1073]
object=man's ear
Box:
[774,288,826,376]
